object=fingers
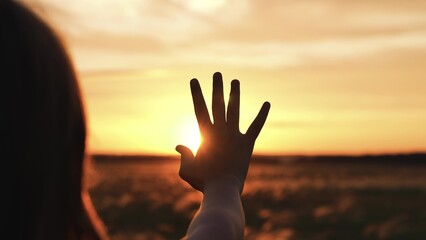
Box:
[212,72,226,127]
[176,145,203,191]
[176,145,195,178]
[176,145,194,156]
[227,80,240,132]
[191,79,212,131]
[246,102,271,142]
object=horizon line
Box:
[88,151,426,158]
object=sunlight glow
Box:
[28,0,426,155]
[179,121,202,154]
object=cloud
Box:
[24,0,426,72]
[175,31,426,69]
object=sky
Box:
[24,0,426,155]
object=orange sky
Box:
[25,0,426,155]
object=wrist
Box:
[204,175,243,195]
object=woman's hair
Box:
[1,1,105,239]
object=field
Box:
[89,155,426,240]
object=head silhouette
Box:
[1,1,106,239]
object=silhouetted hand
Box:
[176,72,270,194]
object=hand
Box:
[176,72,270,193]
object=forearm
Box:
[186,176,245,240]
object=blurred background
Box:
[23,0,426,239]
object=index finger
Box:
[190,79,212,131]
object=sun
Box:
[179,121,202,153]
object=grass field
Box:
[89,155,426,240]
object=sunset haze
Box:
[24,0,426,155]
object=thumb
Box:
[175,145,194,178]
